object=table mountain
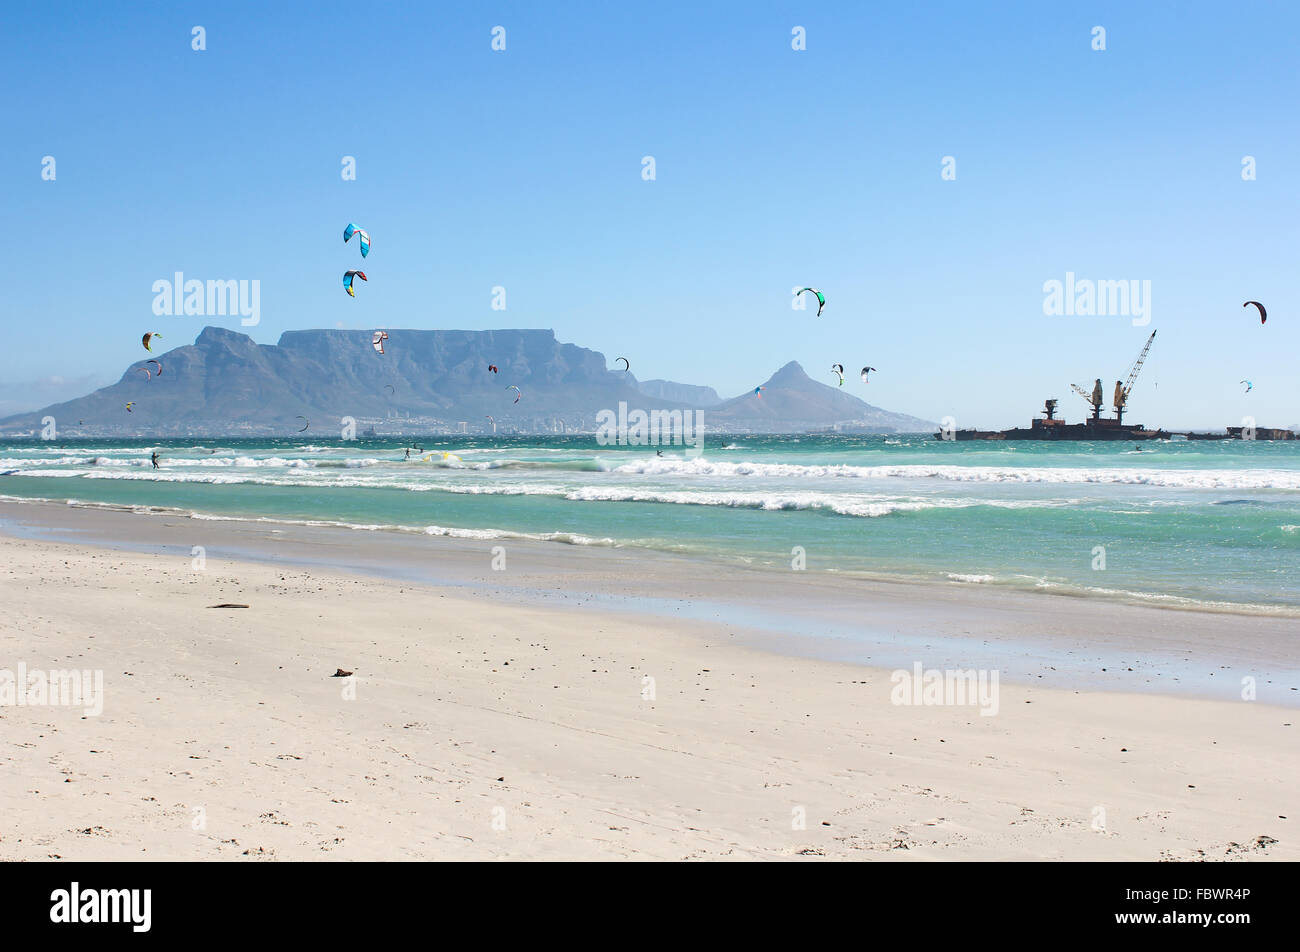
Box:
[1,328,932,435]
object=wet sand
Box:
[0,500,1295,860]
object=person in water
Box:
[404,448,410,460]
[150,451,160,469]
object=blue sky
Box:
[3,0,1297,428]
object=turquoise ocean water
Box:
[2,434,1298,613]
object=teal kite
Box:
[798,287,826,317]
[344,223,370,258]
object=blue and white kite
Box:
[344,223,371,258]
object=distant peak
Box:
[764,361,810,386]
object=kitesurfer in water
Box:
[404,448,411,460]
[150,451,160,469]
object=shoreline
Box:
[3,429,1299,623]
[4,487,1297,621]
[0,519,1294,860]
[2,498,1298,706]
[2,465,1300,621]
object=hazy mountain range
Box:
[0,327,935,436]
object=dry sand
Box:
[0,506,1295,861]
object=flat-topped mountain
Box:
[0,328,933,435]
[637,379,722,407]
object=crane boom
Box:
[1071,380,1104,420]
[1122,330,1157,401]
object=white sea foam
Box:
[557,486,1072,517]
[186,511,617,546]
[611,458,1300,490]
[9,447,1299,491]
[5,467,1086,518]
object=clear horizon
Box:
[4,1,1297,430]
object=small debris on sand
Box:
[207,603,249,609]
[332,668,353,678]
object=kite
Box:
[137,367,151,379]
[384,384,395,395]
[343,270,367,297]
[148,360,162,376]
[831,363,844,386]
[344,223,371,258]
[507,385,521,404]
[616,357,630,372]
[798,288,826,317]
[142,332,161,351]
[296,415,310,432]
[752,386,765,397]
[125,402,134,413]
[488,364,499,374]
[372,330,388,354]
[861,366,876,382]
[1243,301,1267,324]
[1241,379,1253,393]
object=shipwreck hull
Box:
[938,423,1170,441]
[1186,427,1297,441]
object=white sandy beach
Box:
[0,505,1295,861]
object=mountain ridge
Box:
[0,327,935,435]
